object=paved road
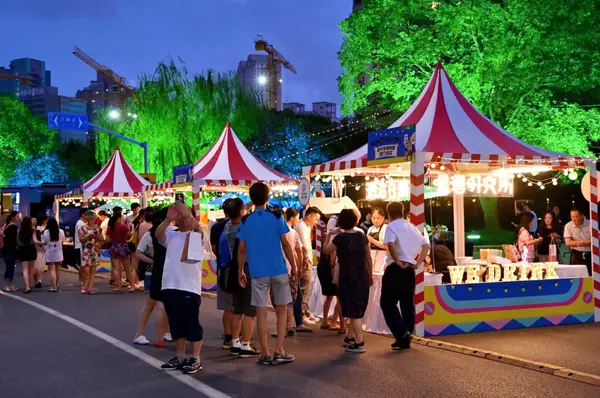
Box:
[1,268,599,398]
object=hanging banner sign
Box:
[432,174,514,197]
[173,164,193,184]
[367,126,416,166]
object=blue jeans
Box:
[3,249,16,282]
[294,281,303,327]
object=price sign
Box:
[298,178,311,206]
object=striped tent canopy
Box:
[83,147,149,198]
[192,122,293,188]
[304,62,586,176]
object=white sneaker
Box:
[303,317,316,325]
[163,333,174,342]
[134,335,151,345]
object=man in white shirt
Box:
[564,208,592,276]
[155,200,205,374]
[381,202,429,350]
[73,208,87,287]
[295,207,321,324]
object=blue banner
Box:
[173,164,193,184]
[367,126,416,164]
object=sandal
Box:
[338,328,346,335]
[320,324,330,329]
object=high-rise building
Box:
[312,102,337,120]
[237,54,282,110]
[283,102,306,114]
[0,57,52,96]
[19,86,88,142]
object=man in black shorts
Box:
[156,201,205,374]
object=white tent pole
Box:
[453,192,465,258]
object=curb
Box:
[412,336,600,387]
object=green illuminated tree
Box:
[339,0,600,230]
[95,61,268,182]
[0,95,58,185]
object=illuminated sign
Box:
[432,174,513,197]
[367,126,416,166]
[365,179,449,201]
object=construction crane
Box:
[0,73,31,85]
[254,37,297,110]
[72,46,136,106]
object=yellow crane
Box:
[254,37,297,110]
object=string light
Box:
[251,109,392,150]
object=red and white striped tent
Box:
[304,62,599,336]
[55,148,150,202]
[192,122,293,188]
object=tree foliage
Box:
[0,95,58,185]
[9,153,69,186]
[339,0,600,156]
[95,61,269,183]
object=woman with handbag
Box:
[17,217,38,294]
[536,212,562,262]
[107,212,135,293]
[79,210,103,294]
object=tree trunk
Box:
[479,197,499,230]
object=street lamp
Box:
[258,76,267,85]
[109,109,120,119]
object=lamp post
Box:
[89,122,148,173]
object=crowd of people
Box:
[515,203,592,275]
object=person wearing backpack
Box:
[218,198,259,358]
[2,211,21,292]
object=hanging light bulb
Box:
[540,185,545,190]
[440,165,446,171]
[563,169,570,176]
[315,175,321,181]
[517,173,522,178]
[430,163,437,169]
[350,172,355,177]
[522,177,528,182]
[374,177,379,182]
[355,185,360,191]
[528,182,533,186]
[552,179,558,186]
[365,176,370,181]
[568,171,578,180]
[537,181,542,187]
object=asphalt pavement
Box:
[1,264,600,398]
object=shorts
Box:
[251,274,291,307]
[162,289,203,342]
[216,285,233,312]
[144,272,152,294]
[233,271,256,317]
[109,243,131,259]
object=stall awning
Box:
[192,122,293,187]
[83,147,149,197]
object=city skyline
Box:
[0,0,350,113]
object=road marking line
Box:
[412,336,600,387]
[0,291,231,398]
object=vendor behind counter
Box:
[366,207,387,273]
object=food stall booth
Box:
[143,122,296,290]
[54,148,150,270]
[303,62,598,337]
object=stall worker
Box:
[564,208,592,276]
[517,213,540,262]
[366,208,387,273]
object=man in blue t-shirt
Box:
[237,182,297,365]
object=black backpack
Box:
[219,236,243,293]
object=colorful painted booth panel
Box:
[423,278,594,336]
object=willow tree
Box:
[95,61,267,182]
[339,0,600,230]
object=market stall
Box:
[304,62,598,337]
[143,122,296,290]
[54,147,150,269]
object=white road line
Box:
[0,291,230,398]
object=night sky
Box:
[1,0,350,113]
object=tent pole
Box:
[410,153,425,337]
[589,159,600,322]
[453,192,465,258]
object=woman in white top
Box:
[42,217,66,292]
[517,213,540,262]
[366,208,387,273]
